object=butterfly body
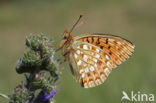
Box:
[60,30,135,88]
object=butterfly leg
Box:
[58,52,70,67]
[48,45,62,52]
[56,47,62,52]
[58,58,67,67]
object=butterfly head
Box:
[62,29,73,40]
[59,29,73,47]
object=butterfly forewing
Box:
[69,41,112,88]
[76,34,135,68]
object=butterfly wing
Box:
[68,40,112,88]
[75,34,135,68]
[68,34,135,88]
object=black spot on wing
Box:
[106,38,108,44]
[108,45,111,49]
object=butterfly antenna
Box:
[70,14,83,33]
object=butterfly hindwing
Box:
[69,41,112,88]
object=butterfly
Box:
[59,15,135,88]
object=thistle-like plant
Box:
[0,34,60,103]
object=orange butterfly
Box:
[59,15,135,88]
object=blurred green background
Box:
[0,0,156,103]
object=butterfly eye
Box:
[63,33,70,39]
